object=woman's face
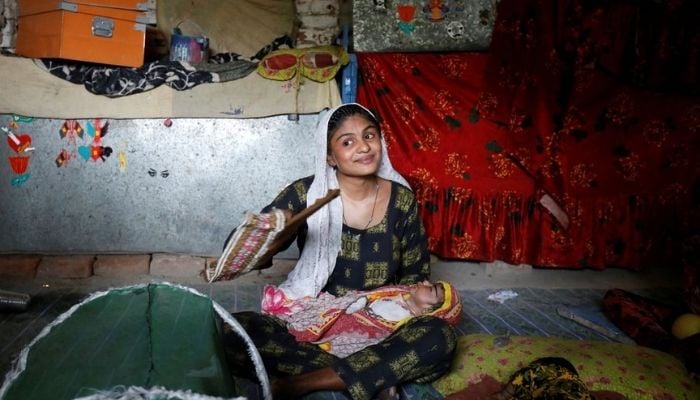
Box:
[326,115,382,177]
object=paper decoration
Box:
[3,126,32,153]
[118,151,127,172]
[397,5,417,34]
[59,120,83,144]
[86,119,109,145]
[90,145,113,162]
[12,115,34,123]
[78,146,91,161]
[11,174,30,186]
[66,119,113,163]
[8,156,30,174]
[4,124,33,186]
[7,133,31,153]
[55,149,71,167]
[423,0,447,22]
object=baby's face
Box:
[410,281,444,313]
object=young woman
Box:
[224,103,457,400]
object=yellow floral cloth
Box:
[256,45,349,84]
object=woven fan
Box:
[205,189,340,282]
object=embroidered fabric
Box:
[256,45,349,83]
[277,103,410,300]
[206,209,286,282]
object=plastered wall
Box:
[0,114,319,256]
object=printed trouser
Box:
[503,357,592,400]
[223,311,457,400]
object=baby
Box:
[350,280,447,322]
[263,280,462,357]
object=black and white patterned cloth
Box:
[37,35,293,98]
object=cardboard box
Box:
[16,0,156,67]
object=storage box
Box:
[16,0,156,67]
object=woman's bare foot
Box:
[270,367,346,399]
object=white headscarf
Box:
[278,103,410,300]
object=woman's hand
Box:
[281,209,294,223]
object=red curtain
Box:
[356,0,700,269]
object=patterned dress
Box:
[502,357,593,400]
[224,176,457,400]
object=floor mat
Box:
[0,285,682,392]
[455,288,652,341]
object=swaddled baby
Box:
[263,280,462,357]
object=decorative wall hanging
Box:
[3,126,32,153]
[57,119,82,165]
[446,21,465,39]
[10,173,30,187]
[4,124,32,186]
[374,0,388,12]
[8,155,29,174]
[59,119,83,144]
[397,4,417,34]
[353,0,499,52]
[423,0,447,22]
[86,119,108,146]
[90,145,113,162]
[71,118,113,163]
[6,132,31,153]
[55,149,71,167]
[118,152,127,171]
[12,115,33,123]
[77,145,91,161]
[118,142,127,172]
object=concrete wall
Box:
[0,114,319,257]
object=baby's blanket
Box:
[264,285,412,357]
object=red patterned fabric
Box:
[602,289,677,351]
[356,0,700,269]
